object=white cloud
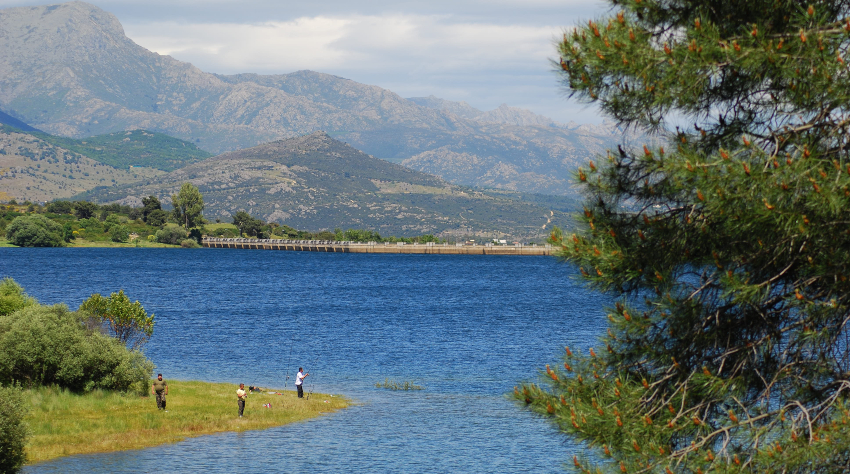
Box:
[121,13,603,123]
[125,15,555,75]
[126,17,353,72]
[0,0,607,123]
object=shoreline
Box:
[25,380,349,465]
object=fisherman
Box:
[152,373,168,411]
[295,367,309,398]
[237,383,248,417]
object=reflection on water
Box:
[0,248,609,473]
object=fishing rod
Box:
[284,341,293,389]
[306,351,320,400]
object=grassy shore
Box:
[66,238,178,248]
[0,238,182,248]
[25,381,349,464]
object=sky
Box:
[1,0,610,124]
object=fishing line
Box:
[284,341,293,389]
[306,351,320,400]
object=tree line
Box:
[0,182,206,247]
[1,182,446,247]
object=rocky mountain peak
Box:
[0,1,650,196]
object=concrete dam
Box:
[203,238,553,256]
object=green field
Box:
[25,381,349,464]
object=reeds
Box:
[375,378,424,391]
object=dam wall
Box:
[203,238,553,256]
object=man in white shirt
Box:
[295,367,309,398]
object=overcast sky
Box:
[2,0,611,124]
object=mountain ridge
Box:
[0,1,649,196]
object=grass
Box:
[204,223,238,231]
[0,237,181,249]
[24,381,349,465]
[65,238,179,248]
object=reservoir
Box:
[0,248,610,473]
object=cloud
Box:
[125,17,353,72]
[122,13,602,122]
[0,0,607,123]
[125,15,554,74]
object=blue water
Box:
[1,248,610,473]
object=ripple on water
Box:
[0,248,610,473]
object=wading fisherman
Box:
[152,374,168,411]
[237,383,248,417]
[295,367,309,398]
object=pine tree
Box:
[516,1,850,472]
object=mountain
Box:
[79,132,574,239]
[0,110,40,133]
[0,126,164,202]
[0,1,649,196]
[408,96,564,128]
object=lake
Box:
[0,248,610,473]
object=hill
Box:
[34,130,213,171]
[79,132,575,239]
[0,1,650,196]
[0,126,164,203]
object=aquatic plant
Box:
[375,378,423,391]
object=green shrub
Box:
[0,384,27,473]
[62,222,75,243]
[0,305,154,393]
[79,290,154,350]
[45,200,74,215]
[5,215,64,247]
[110,224,130,243]
[0,278,36,317]
[77,217,102,233]
[155,226,186,245]
[180,239,200,248]
[102,213,121,232]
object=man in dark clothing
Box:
[152,374,168,411]
[237,383,248,417]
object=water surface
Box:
[0,248,609,473]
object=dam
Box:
[203,238,553,256]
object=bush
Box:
[110,225,130,243]
[0,278,36,317]
[5,215,64,247]
[62,222,75,243]
[77,217,102,232]
[0,385,27,473]
[102,214,122,232]
[79,290,154,350]
[180,239,200,248]
[0,305,154,392]
[155,226,186,245]
[45,200,74,215]
[188,227,203,244]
